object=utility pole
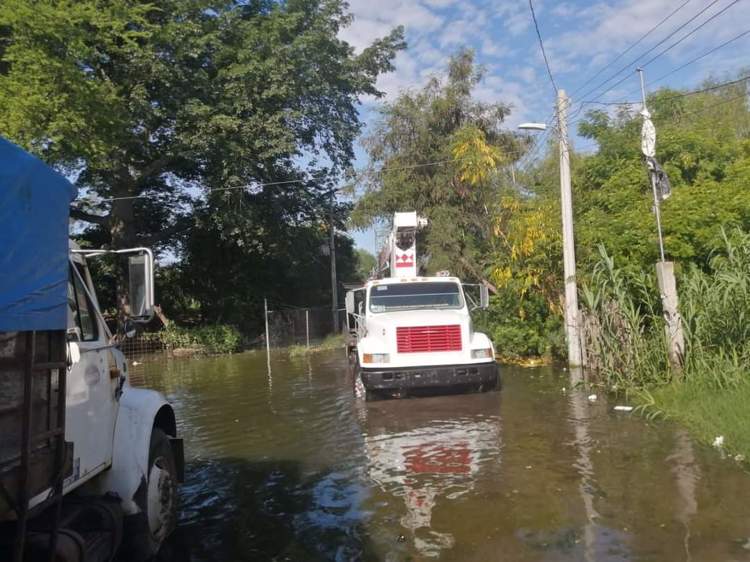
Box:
[557,89,583,368]
[329,191,339,333]
[637,68,684,371]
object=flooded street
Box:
[132,350,750,562]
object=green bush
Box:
[158,324,242,354]
[476,288,564,360]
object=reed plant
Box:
[581,228,750,391]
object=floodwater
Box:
[131,350,750,562]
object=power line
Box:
[529,0,558,94]
[644,28,750,88]
[569,0,694,98]
[78,147,534,206]
[638,0,742,69]
[570,0,726,112]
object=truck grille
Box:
[396,325,462,353]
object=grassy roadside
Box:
[288,333,345,357]
[644,379,750,461]
[578,230,750,462]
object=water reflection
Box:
[669,429,700,562]
[130,352,750,562]
[358,394,502,558]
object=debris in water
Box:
[613,405,633,412]
[712,435,725,448]
[132,360,141,366]
[587,394,598,402]
[734,454,745,463]
[561,386,567,393]
[397,535,406,543]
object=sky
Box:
[340,0,750,252]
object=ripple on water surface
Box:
[132,351,750,562]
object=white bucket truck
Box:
[0,138,181,562]
[346,212,499,399]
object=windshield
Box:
[368,282,464,313]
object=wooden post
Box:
[305,309,310,348]
[656,261,684,372]
[264,298,271,374]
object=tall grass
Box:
[581,228,750,390]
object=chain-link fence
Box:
[266,306,346,349]
[119,332,167,357]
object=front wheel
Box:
[123,429,178,561]
[146,429,178,549]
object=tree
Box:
[0,0,404,312]
[574,77,750,272]
[352,49,520,281]
[354,248,376,281]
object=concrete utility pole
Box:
[557,89,583,368]
[329,191,339,333]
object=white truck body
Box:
[347,213,498,398]
[33,246,179,515]
[2,244,181,561]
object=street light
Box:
[518,122,547,131]
[517,90,582,368]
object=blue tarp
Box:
[0,138,76,331]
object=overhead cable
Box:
[529,0,558,94]
[569,0,694,98]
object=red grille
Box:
[397,325,462,353]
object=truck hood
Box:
[367,308,469,329]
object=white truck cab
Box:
[346,213,499,399]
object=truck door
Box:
[65,261,117,489]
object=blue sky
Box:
[340,0,750,252]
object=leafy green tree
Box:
[354,248,376,281]
[353,49,520,280]
[574,79,750,272]
[0,0,403,314]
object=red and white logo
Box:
[395,253,414,268]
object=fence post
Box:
[305,309,310,348]
[264,298,271,373]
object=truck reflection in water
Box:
[358,393,502,558]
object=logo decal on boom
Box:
[395,253,414,268]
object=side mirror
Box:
[66,326,82,342]
[480,285,490,310]
[128,251,155,322]
[345,291,355,315]
[67,341,81,366]
[123,319,137,339]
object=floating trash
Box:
[587,394,598,402]
[712,435,725,448]
[614,405,633,412]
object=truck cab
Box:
[346,212,499,399]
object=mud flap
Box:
[168,438,184,483]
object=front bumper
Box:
[360,361,499,392]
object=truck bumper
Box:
[360,361,499,394]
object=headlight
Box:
[363,353,390,364]
[471,348,493,359]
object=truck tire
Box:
[123,429,178,561]
[146,429,178,553]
